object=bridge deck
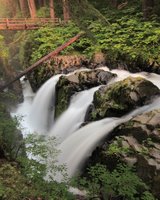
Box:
[0,18,62,30]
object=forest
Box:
[0,0,160,200]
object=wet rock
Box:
[55,69,116,118]
[87,77,159,121]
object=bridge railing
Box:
[0,18,62,30]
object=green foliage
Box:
[17,134,74,200]
[22,22,91,65]
[141,191,155,200]
[18,1,160,70]
[107,138,131,156]
[0,92,74,199]
[20,134,66,181]
[76,164,155,200]
[37,7,50,17]
[87,16,160,65]
[0,98,24,160]
[0,35,8,59]
[0,133,74,200]
[139,138,154,156]
[143,138,154,148]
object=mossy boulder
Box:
[88,77,159,121]
[55,69,116,118]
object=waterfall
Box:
[11,77,34,135]
[13,67,160,181]
[45,69,160,180]
[29,74,61,134]
[55,96,160,179]
[28,68,91,134]
[49,86,100,143]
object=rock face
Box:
[87,109,160,198]
[55,69,116,118]
[28,55,89,92]
[87,77,160,121]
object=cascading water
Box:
[13,67,160,181]
[11,77,34,135]
[56,96,160,179]
[49,86,100,143]
[46,69,160,180]
[29,74,61,134]
[28,68,91,134]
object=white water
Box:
[12,68,160,181]
[98,67,160,89]
[49,86,100,143]
[28,68,91,134]
[29,74,61,134]
[55,95,160,180]
[11,77,34,135]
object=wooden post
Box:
[62,0,70,22]
[6,18,9,29]
[19,0,28,17]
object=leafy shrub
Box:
[0,100,24,160]
[87,16,160,65]
[22,22,92,65]
[0,35,8,59]
[75,164,155,200]
[17,134,74,200]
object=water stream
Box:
[56,96,160,179]
[49,86,100,143]
[11,77,34,135]
[29,74,61,134]
[12,68,160,180]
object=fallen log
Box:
[0,32,83,92]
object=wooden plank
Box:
[0,18,62,30]
[0,32,83,91]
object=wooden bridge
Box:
[0,18,62,30]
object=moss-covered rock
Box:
[88,77,160,121]
[55,69,116,118]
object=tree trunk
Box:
[27,0,37,18]
[4,0,18,17]
[142,0,154,19]
[62,0,70,21]
[42,0,47,6]
[110,0,118,8]
[37,0,43,7]
[19,0,28,17]
[49,0,55,19]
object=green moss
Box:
[89,77,159,121]
[54,76,77,118]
